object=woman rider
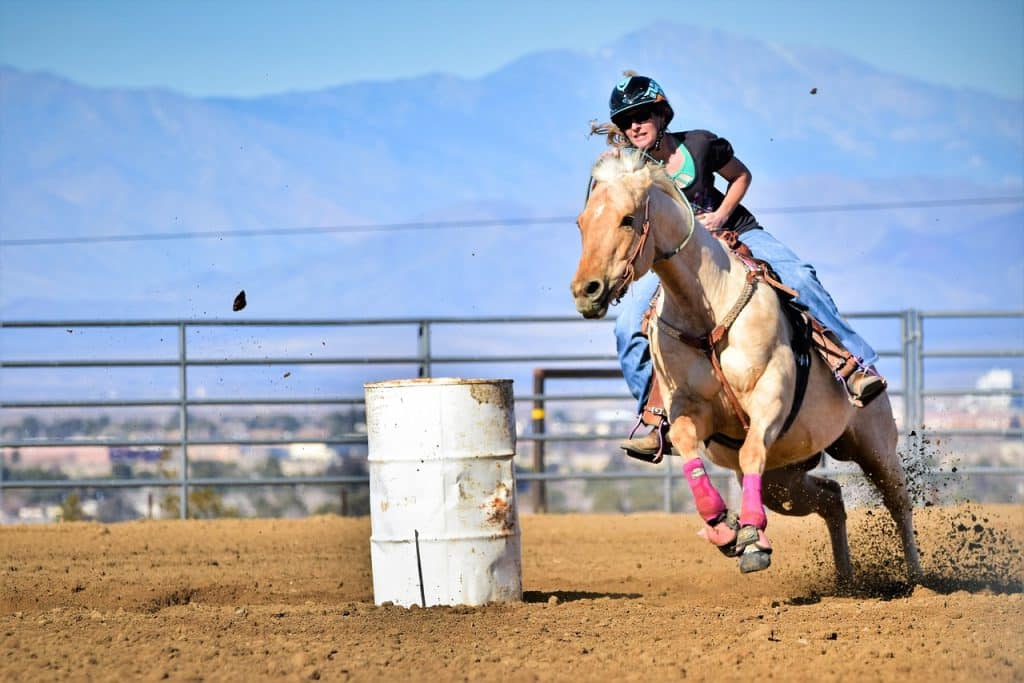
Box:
[603,73,887,458]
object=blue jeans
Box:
[614,272,662,413]
[614,228,878,413]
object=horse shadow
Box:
[787,572,1022,604]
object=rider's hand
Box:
[697,210,726,231]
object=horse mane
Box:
[590,150,694,222]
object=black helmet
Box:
[609,75,674,129]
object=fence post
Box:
[418,321,432,378]
[901,309,925,463]
[532,369,548,513]
[662,456,674,513]
[178,322,189,519]
[912,309,925,434]
[901,310,914,433]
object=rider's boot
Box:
[810,321,887,408]
[619,374,676,462]
[845,367,887,408]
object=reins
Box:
[609,171,756,432]
[620,166,799,432]
[654,234,800,434]
[586,154,809,444]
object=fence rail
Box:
[2,310,1021,518]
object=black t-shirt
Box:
[673,129,760,234]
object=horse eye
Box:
[621,215,634,228]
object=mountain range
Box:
[1,21,1022,324]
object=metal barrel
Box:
[364,378,522,607]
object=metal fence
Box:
[1,310,1021,519]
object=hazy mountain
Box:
[1,21,1022,323]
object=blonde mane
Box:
[590,150,694,227]
[590,149,648,182]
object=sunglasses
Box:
[617,107,655,128]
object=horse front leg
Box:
[734,425,775,573]
[669,411,741,556]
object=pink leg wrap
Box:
[683,458,727,522]
[740,474,767,529]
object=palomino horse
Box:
[570,151,922,585]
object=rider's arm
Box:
[701,157,751,230]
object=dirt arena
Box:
[2,503,1021,682]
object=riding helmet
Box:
[609,75,674,129]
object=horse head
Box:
[570,150,693,319]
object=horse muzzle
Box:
[571,277,614,319]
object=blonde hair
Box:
[589,119,629,148]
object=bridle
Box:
[610,184,696,305]
[581,148,696,306]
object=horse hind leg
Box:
[830,402,923,584]
[762,463,854,588]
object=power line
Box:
[756,196,1024,215]
[0,217,569,247]
[1,196,1021,247]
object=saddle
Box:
[627,230,860,462]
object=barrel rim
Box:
[367,451,516,462]
[364,377,513,389]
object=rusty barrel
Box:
[364,378,522,607]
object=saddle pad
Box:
[780,298,813,435]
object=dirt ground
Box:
[2,503,1021,682]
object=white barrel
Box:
[364,377,522,607]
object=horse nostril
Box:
[584,280,603,297]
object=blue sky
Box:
[0,0,1021,99]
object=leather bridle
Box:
[611,191,695,305]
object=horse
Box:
[569,150,922,586]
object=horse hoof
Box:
[739,547,772,574]
[735,525,773,573]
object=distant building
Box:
[967,368,1017,412]
[280,442,337,476]
[109,447,164,464]
[12,446,110,478]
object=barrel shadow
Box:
[523,590,642,603]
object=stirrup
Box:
[809,321,888,408]
[620,414,673,464]
[844,369,888,408]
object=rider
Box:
[603,73,887,458]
